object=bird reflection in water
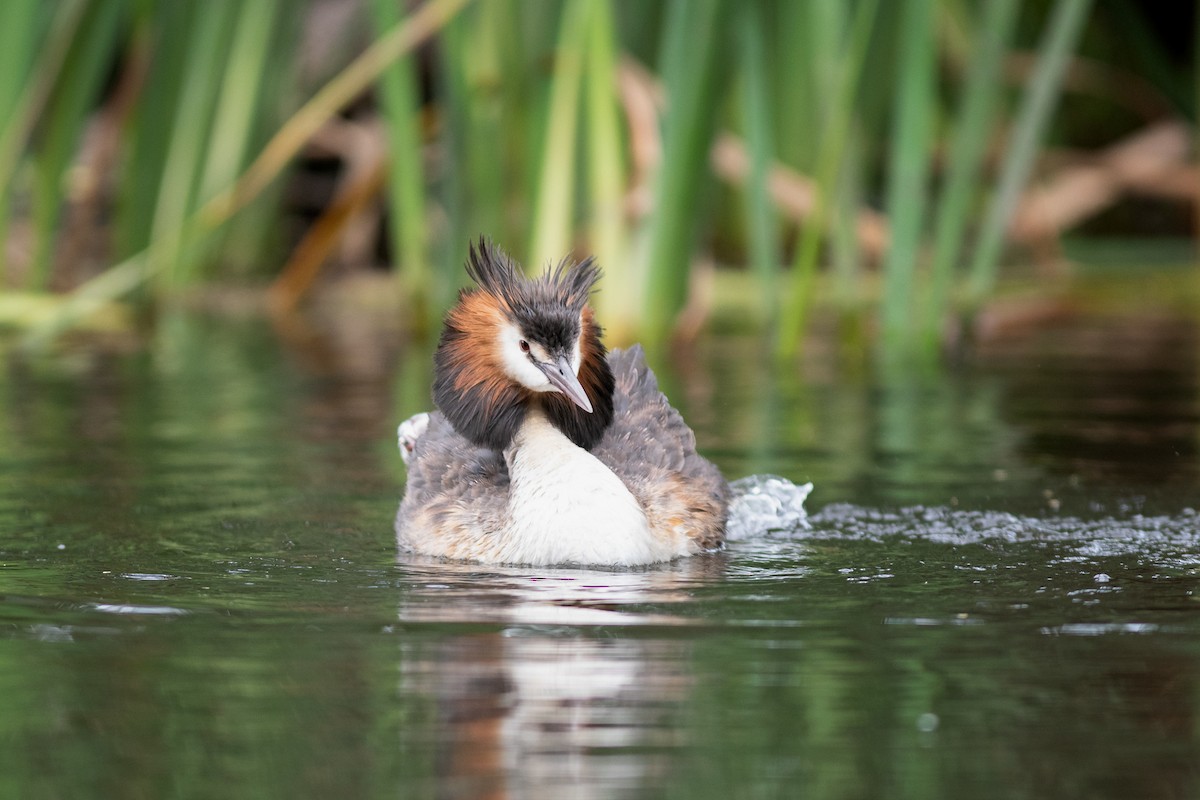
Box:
[394,557,726,798]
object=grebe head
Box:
[433,238,616,451]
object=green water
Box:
[1,308,1199,799]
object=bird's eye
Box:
[519,339,530,354]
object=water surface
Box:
[1,303,1198,798]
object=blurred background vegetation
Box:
[0,0,1195,357]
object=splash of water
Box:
[726,475,813,540]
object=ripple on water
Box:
[727,479,1200,571]
[90,603,189,616]
[806,504,1200,557]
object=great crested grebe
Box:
[395,239,729,567]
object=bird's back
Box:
[396,412,509,557]
[594,346,729,549]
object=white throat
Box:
[497,409,673,566]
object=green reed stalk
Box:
[737,0,780,326]
[582,0,632,340]
[0,2,41,151]
[27,0,124,291]
[805,0,844,116]
[808,0,863,314]
[370,0,431,330]
[202,0,295,279]
[772,2,816,172]
[776,0,878,357]
[150,1,239,290]
[0,0,46,282]
[109,38,166,288]
[965,0,1093,307]
[922,0,1020,347]
[465,2,508,251]
[493,1,539,254]
[641,0,727,339]
[831,125,864,310]
[528,0,587,270]
[433,16,472,289]
[199,0,280,206]
[880,0,936,346]
[438,0,531,301]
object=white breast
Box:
[499,411,683,566]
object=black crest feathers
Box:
[467,237,599,310]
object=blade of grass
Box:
[115,2,199,273]
[528,0,588,270]
[0,0,84,232]
[772,2,815,171]
[193,0,288,280]
[492,0,538,252]
[582,0,632,339]
[922,0,1020,347]
[831,122,864,309]
[806,0,843,119]
[879,0,936,346]
[806,0,867,320]
[424,0,513,306]
[370,0,432,331]
[199,0,282,204]
[0,2,42,126]
[432,13,472,299]
[0,0,46,281]
[965,0,1093,306]
[463,0,511,251]
[776,0,879,357]
[640,0,728,340]
[148,0,239,290]
[737,0,780,326]
[27,0,125,291]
